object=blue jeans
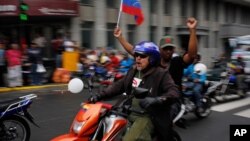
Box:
[31,64,43,85]
[184,82,203,107]
[56,54,62,68]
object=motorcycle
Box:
[98,69,125,92]
[212,65,249,102]
[52,79,181,141]
[0,94,38,141]
[178,63,214,119]
[179,80,215,119]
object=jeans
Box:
[184,82,203,107]
[31,64,43,85]
[56,54,62,68]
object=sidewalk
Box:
[0,83,67,93]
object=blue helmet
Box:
[133,41,161,66]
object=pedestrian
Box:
[27,42,43,85]
[5,43,23,87]
[51,33,64,68]
[0,41,7,87]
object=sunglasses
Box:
[134,53,148,58]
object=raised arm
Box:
[114,27,134,56]
[183,17,198,64]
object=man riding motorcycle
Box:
[88,41,180,141]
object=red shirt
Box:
[5,49,22,67]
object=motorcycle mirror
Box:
[68,78,84,94]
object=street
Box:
[0,86,249,141]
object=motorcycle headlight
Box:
[72,120,86,134]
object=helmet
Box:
[194,63,207,75]
[133,41,161,66]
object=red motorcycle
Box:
[98,70,125,92]
[51,79,181,141]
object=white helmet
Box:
[194,63,207,75]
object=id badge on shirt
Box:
[132,77,142,87]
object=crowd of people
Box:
[0,33,135,87]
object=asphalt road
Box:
[0,86,249,141]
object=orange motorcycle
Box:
[51,78,181,141]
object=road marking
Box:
[234,109,250,118]
[212,97,250,112]
[0,84,67,93]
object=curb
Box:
[0,84,67,93]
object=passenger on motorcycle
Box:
[232,56,246,96]
[88,41,180,141]
[183,54,207,112]
[113,17,198,128]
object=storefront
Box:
[0,0,79,84]
[0,0,79,57]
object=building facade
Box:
[76,0,250,67]
[1,0,250,67]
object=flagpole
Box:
[117,0,123,27]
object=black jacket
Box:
[101,66,180,139]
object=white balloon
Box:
[68,78,84,93]
[194,63,207,75]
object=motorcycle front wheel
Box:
[0,115,30,141]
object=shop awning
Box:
[0,0,79,17]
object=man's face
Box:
[134,53,150,71]
[160,46,174,61]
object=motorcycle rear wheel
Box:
[0,115,30,141]
[195,97,212,118]
[173,130,182,141]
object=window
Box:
[150,26,156,43]
[192,0,198,19]
[180,0,187,17]
[164,27,170,36]
[204,36,209,48]
[164,0,171,15]
[241,7,250,24]
[225,3,236,23]
[107,23,116,49]
[127,25,136,45]
[214,31,218,48]
[106,0,118,8]
[150,0,157,14]
[80,0,93,6]
[204,0,210,21]
[81,22,93,48]
[214,0,219,22]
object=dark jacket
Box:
[101,65,180,140]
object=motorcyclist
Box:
[232,56,246,96]
[113,17,198,127]
[88,41,180,141]
[183,54,207,112]
[119,52,134,74]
